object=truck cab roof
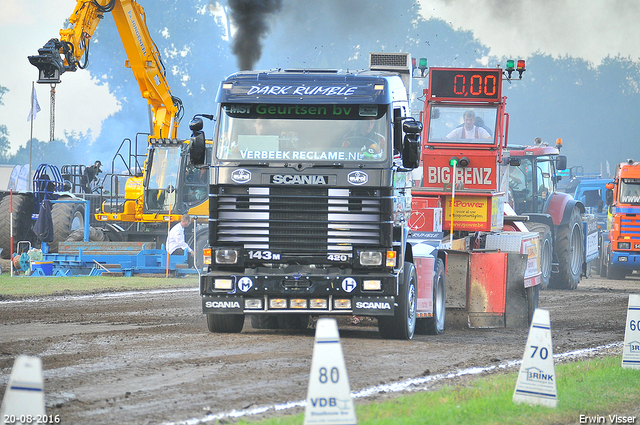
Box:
[216,69,408,105]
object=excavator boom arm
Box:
[28,0,180,139]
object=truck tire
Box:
[416,258,446,335]
[51,200,85,253]
[606,246,626,280]
[526,284,539,325]
[526,223,552,290]
[549,208,583,290]
[378,262,417,340]
[250,315,279,330]
[0,194,35,259]
[206,313,244,333]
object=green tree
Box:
[0,85,10,162]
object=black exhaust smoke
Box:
[227,0,282,70]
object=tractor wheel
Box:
[549,208,583,290]
[51,200,85,253]
[416,258,446,335]
[526,222,553,290]
[0,194,35,259]
[65,227,107,242]
[378,262,417,340]
[206,314,244,333]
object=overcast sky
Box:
[2,0,639,155]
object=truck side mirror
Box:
[401,120,422,170]
[606,188,614,206]
[556,155,567,171]
[189,117,206,166]
[402,133,421,169]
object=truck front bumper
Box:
[611,252,640,270]
[200,270,399,316]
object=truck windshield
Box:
[215,103,389,163]
[619,179,640,204]
[426,105,497,144]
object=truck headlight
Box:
[360,251,383,266]
[618,242,631,250]
[215,248,239,264]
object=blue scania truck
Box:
[189,53,447,340]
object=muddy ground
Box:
[0,273,638,425]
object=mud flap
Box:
[505,253,529,328]
[443,250,470,328]
[445,250,530,328]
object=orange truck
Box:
[601,159,640,279]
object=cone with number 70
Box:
[513,308,558,407]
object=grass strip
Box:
[0,274,197,298]
[237,355,640,425]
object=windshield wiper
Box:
[311,163,344,168]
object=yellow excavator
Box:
[28,0,209,249]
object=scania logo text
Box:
[355,301,392,310]
[205,301,241,309]
[271,175,327,185]
[347,171,368,185]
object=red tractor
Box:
[507,138,596,289]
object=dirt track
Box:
[0,274,638,425]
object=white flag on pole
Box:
[27,85,41,122]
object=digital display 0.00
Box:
[429,69,502,101]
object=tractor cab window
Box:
[215,103,390,163]
[509,158,533,213]
[619,179,640,204]
[145,146,181,212]
[536,160,553,212]
[426,105,497,144]
[509,157,553,214]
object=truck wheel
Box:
[51,200,85,253]
[416,258,446,335]
[250,315,279,330]
[599,241,609,278]
[206,314,244,333]
[606,246,625,280]
[0,194,35,259]
[378,262,417,340]
[526,284,539,325]
[277,314,310,330]
[549,208,583,290]
[526,223,552,290]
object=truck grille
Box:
[620,215,640,240]
[212,186,390,257]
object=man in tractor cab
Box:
[446,110,492,140]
